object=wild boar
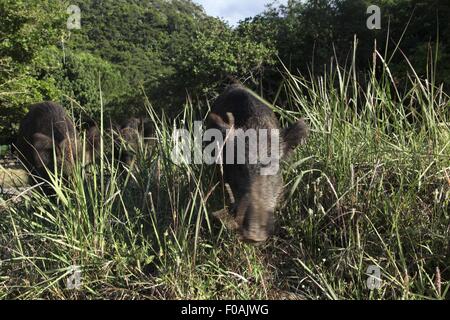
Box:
[14,101,98,186]
[82,119,101,164]
[115,117,154,166]
[207,84,309,243]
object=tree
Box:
[56,49,130,118]
[241,0,450,94]
[171,18,276,97]
[0,0,65,142]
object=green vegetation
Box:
[1,48,449,299]
[2,0,449,139]
[0,0,449,300]
[0,0,66,142]
[0,0,274,138]
[241,0,450,91]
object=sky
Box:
[194,0,288,26]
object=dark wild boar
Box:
[82,119,101,164]
[207,84,308,243]
[116,117,155,166]
[15,102,98,186]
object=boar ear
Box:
[281,118,309,158]
[32,133,53,168]
[84,125,100,164]
[87,125,100,152]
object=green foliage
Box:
[66,0,211,115]
[56,49,131,118]
[1,56,448,299]
[2,0,450,144]
[0,0,66,142]
[173,18,276,95]
[0,0,449,300]
[0,0,65,64]
[67,0,276,116]
[242,0,450,93]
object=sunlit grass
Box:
[0,49,449,299]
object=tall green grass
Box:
[0,50,449,299]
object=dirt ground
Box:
[0,155,29,210]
